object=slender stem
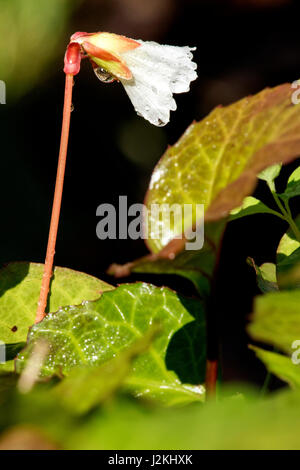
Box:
[271,190,300,242]
[35,74,74,324]
[283,199,293,219]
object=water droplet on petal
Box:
[94,67,115,83]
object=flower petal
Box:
[120,40,197,126]
[82,40,133,80]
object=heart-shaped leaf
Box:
[0,262,113,371]
[17,283,206,405]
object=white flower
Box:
[70,32,197,126]
[120,40,197,126]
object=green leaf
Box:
[279,165,300,201]
[277,217,300,288]
[247,258,278,293]
[16,283,206,405]
[258,163,282,190]
[250,346,300,389]
[53,326,160,415]
[248,290,300,354]
[229,197,280,221]
[110,84,300,297]
[145,84,300,253]
[0,262,113,371]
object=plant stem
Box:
[271,190,300,242]
[283,199,293,220]
[35,74,74,324]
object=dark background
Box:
[1,0,300,386]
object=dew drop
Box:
[94,67,115,83]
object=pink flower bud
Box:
[64,42,81,75]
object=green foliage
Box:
[111,85,300,306]
[230,197,281,221]
[65,390,300,450]
[53,327,160,415]
[0,262,112,371]
[1,382,300,449]
[145,85,300,252]
[16,283,206,405]
[2,82,300,449]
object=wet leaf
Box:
[16,283,206,405]
[145,84,300,253]
[54,326,160,415]
[0,262,113,371]
[110,84,300,296]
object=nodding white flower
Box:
[67,32,197,126]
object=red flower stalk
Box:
[35,43,81,323]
